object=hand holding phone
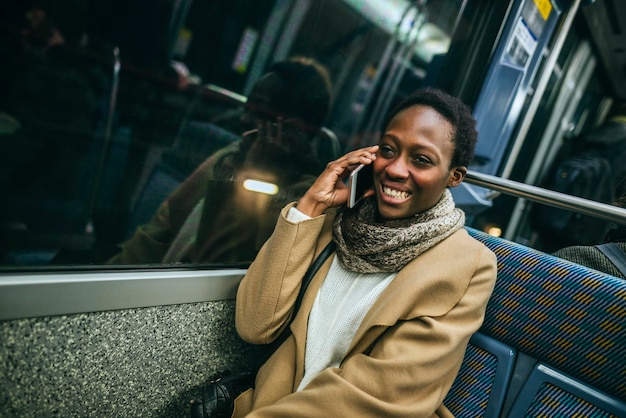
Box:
[295,145,378,217]
[348,163,374,208]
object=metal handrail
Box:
[464,171,626,225]
[203,83,247,104]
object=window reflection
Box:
[0,0,464,268]
[107,57,333,264]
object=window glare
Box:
[243,180,279,196]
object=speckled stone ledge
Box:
[0,300,263,417]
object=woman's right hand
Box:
[296,145,378,217]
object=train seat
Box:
[163,121,241,178]
[467,228,626,417]
[508,363,625,417]
[126,160,187,236]
[2,227,626,417]
[126,122,240,235]
[444,332,517,418]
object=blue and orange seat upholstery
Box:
[445,332,516,417]
[448,228,626,417]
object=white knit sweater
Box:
[287,207,396,391]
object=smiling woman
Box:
[227,87,497,417]
[373,88,476,219]
[2,1,626,417]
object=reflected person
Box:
[107,57,333,264]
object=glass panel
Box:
[0,0,465,269]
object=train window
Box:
[0,0,466,269]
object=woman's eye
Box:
[414,156,432,165]
[379,146,394,157]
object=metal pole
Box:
[504,40,595,240]
[88,47,121,222]
[464,170,626,225]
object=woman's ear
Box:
[447,166,467,187]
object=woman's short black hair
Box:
[383,87,478,168]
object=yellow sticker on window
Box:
[533,0,552,20]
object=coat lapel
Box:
[342,230,469,359]
[285,224,469,388]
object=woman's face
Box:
[373,105,466,220]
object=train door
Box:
[466,0,626,251]
[505,39,598,244]
[451,0,573,219]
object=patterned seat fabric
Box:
[524,381,618,417]
[467,228,626,401]
[445,342,497,416]
[444,331,516,417]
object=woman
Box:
[235,88,497,417]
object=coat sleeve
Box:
[236,204,328,344]
[244,246,497,418]
[106,146,229,265]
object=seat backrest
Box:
[314,127,341,163]
[466,227,626,417]
[165,121,240,177]
[126,121,239,236]
[508,363,625,417]
[444,332,516,418]
[126,161,185,236]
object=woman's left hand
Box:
[296,146,378,217]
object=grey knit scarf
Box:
[332,189,465,273]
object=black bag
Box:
[190,241,336,418]
[190,370,255,418]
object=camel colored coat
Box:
[235,203,497,417]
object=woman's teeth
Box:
[383,186,410,199]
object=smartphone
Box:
[348,163,374,208]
